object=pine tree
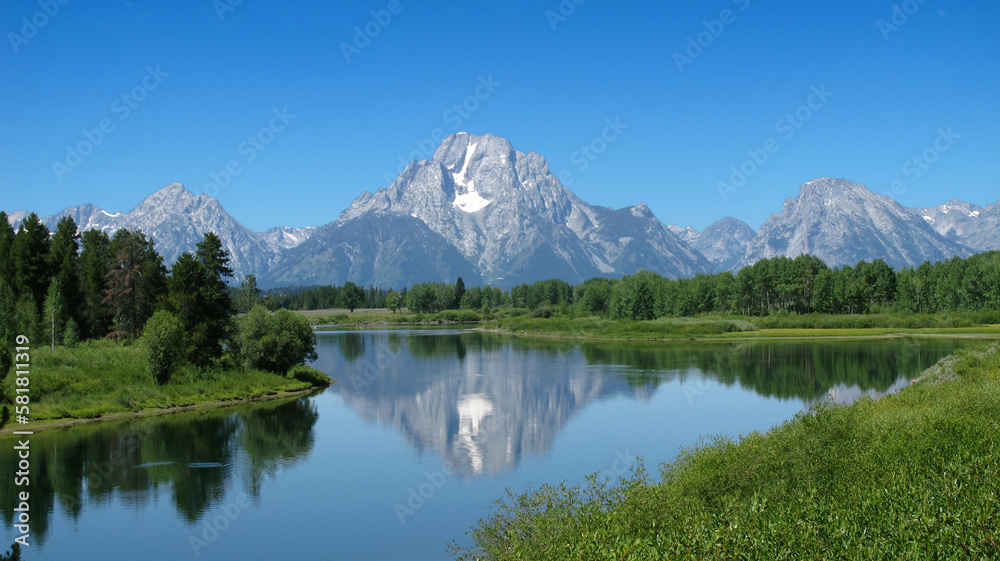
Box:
[49,216,83,328]
[165,233,235,366]
[0,212,15,291]
[11,213,51,311]
[234,274,264,314]
[104,229,166,338]
[194,232,233,359]
[0,279,15,342]
[454,276,466,309]
[79,229,113,338]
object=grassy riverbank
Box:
[493,317,1000,340]
[491,312,1000,340]
[450,343,1000,560]
[302,308,1000,340]
[1,339,331,430]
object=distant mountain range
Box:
[6,133,998,288]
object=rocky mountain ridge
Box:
[6,135,998,287]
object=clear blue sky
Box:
[2,0,999,232]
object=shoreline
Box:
[474,327,1000,343]
[0,386,328,436]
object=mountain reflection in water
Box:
[314,330,960,480]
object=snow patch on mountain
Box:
[452,142,493,213]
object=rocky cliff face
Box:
[9,150,998,288]
[23,183,304,282]
[962,200,1000,251]
[668,217,756,272]
[913,198,1000,252]
[266,132,711,288]
[738,178,970,270]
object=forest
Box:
[268,251,1000,321]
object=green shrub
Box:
[437,310,460,322]
[63,318,81,347]
[496,307,530,319]
[234,305,318,374]
[456,309,481,323]
[288,364,332,387]
[530,306,554,319]
[141,310,186,384]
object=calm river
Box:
[0,330,973,560]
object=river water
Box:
[0,330,972,560]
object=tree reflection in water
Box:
[0,397,319,545]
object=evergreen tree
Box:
[48,216,82,328]
[0,280,15,392]
[454,276,466,309]
[166,253,216,365]
[11,213,51,310]
[195,232,234,350]
[104,229,166,338]
[0,279,15,342]
[0,212,15,290]
[78,229,113,338]
[165,234,234,366]
[234,274,265,314]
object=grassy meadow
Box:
[1,339,328,427]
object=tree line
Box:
[267,252,1000,321]
[0,211,314,387]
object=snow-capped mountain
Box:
[264,132,712,288]
[738,178,971,270]
[913,198,1000,252]
[260,226,318,250]
[10,183,305,282]
[913,199,985,241]
[6,140,999,289]
[961,200,1000,251]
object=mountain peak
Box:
[797,177,870,198]
[160,182,193,197]
[743,177,968,270]
[130,184,208,218]
[317,132,712,286]
[630,202,654,218]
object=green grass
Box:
[2,339,324,423]
[301,307,487,326]
[494,316,760,338]
[749,310,1000,330]
[488,312,1000,341]
[450,344,1000,560]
